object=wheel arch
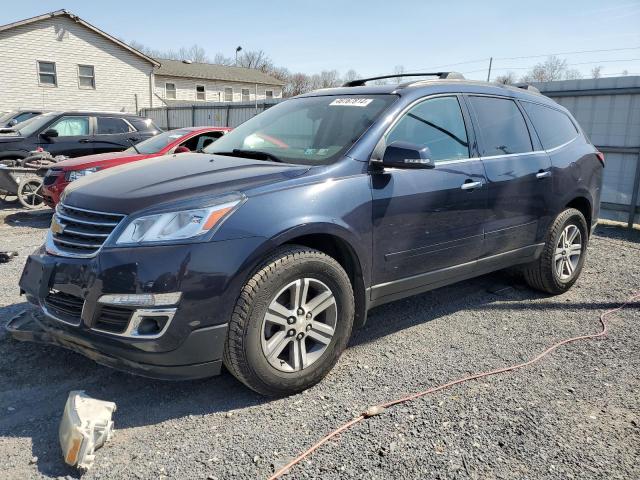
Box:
[565,196,592,234]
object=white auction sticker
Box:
[329,98,374,107]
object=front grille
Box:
[44,290,84,325]
[51,203,125,257]
[94,305,133,333]
[43,169,63,186]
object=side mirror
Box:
[379,141,434,169]
[41,129,59,139]
[8,119,18,126]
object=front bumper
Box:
[14,236,266,379]
[7,309,225,380]
[42,174,68,208]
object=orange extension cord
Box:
[268,291,640,480]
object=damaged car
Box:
[10,73,603,396]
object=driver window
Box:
[386,96,469,163]
[48,116,90,137]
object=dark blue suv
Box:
[12,73,603,396]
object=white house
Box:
[154,59,284,105]
[0,10,285,114]
[0,10,158,113]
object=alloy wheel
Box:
[554,224,582,280]
[261,278,337,372]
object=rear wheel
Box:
[523,208,588,294]
[223,245,354,396]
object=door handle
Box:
[128,136,140,142]
[460,180,483,191]
[536,170,551,179]
[78,138,92,143]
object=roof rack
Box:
[342,72,465,87]
[512,83,540,93]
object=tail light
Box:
[595,151,605,167]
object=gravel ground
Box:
[0,205,639,480]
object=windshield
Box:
[18,112,59,137]
[125,129,191,154]
[204,95,397,165]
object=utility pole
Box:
[486,57,493,82]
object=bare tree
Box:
[177,45,209,63]
[128,40,209,62]
[564,69,582,80]
[237,50,274,72]
[342,69,360,83]
[392,65,406,83]
[521,56,569,82]
[287,73,313,97]
[591,66,603,79]
[494,72,517,85]
[311,70,341,89]
[213,53,234,66]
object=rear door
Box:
[38,115,94,157]
[370,95,489,298]
[465,95,553,257]
[92,116,137,154]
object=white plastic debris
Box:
[59,390,116,470]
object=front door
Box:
[39,115,93,157]
[465,95,553,257]
[370,95,488,301]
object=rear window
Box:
[97,117,132,134]
[521,101,578,150]
[468,96,532,157]
[128,117,160,132]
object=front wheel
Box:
[223,246,354,396]
[523,208,588,294]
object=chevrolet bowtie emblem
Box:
[50,216,66,235]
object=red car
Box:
[42,127,230,207]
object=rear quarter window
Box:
[521,101,578,150]
[468,96,533,157]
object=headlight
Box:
[65,167,100,182]
[115,194,244,245]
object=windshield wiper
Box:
[214,149,284,163]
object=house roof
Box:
[155,59,285,86]
[0,10,160,66]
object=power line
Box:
[495,46,640,61]
[489,58,640,72]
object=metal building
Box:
[534,76,640,227]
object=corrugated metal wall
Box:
[140,101,282,130]
[534,76,640,227]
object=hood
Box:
[0,133,22,142]
[54,151,144,170]
[62,152,311,214]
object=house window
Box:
[265,90,274,99]
[166,83,176,99]
[196,85,206,101]
[241,88,250,102]
[78,65,95,88]
[37,61,57,86]
[224,87,233,102]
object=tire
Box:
[523,208,588,294]
[223,245,355,396]
[18,178,45,209]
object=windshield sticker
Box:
[330,98,374,107]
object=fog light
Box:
[98,292,182,307]
[59,391,116,470]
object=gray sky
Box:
[3,0,640,79]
